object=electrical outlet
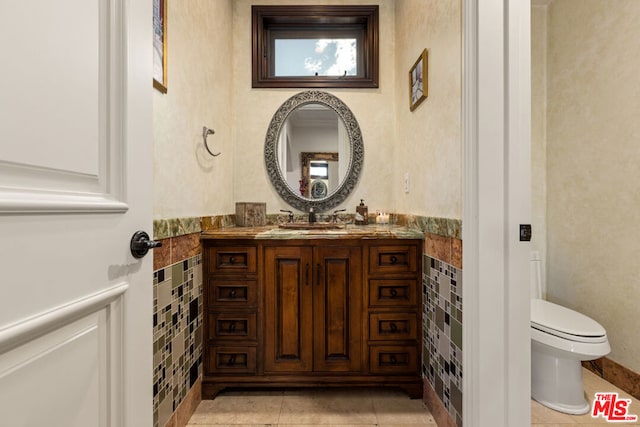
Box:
[404,172,410,193]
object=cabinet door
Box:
[264,246,314,372]
[313,246,363,372]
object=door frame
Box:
[462,1,532,425]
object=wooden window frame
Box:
[252,5,379,89]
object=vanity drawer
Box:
[208,246,257,274]
[369,245,417,274]
[207,346,257,374]
[369,313,417,341]
[369,279,417,307]
[208,313,257,341]
[208,280,257,307]
[369,345,418,375]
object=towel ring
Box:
[203,126,220,157]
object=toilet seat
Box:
[531,299,607,344]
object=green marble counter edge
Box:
[153,215,460,240]
[200,224,424,240]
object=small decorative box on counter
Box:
[235,202,266,227]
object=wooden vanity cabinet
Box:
[264,243,362,374]
[365,242,422,377]
[202,236,422,398]
[263,245,313,373]
[203,242,259,376]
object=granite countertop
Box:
[200,224,424,240]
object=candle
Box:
[376,213,389,224]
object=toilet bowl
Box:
[530,253,610,414]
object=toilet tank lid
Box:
[531,299,607,338]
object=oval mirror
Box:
[264,91,364,212]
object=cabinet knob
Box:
[390,255,398,265]
[390,323,398,333]
[229,289,237,299]
[228,322,236,332]
[229,256,236,264]
[228,355,236,366]
[390,355,397,364]
[390,288,398,298]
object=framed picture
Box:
[409,49,427,111]
[153,0,167,93]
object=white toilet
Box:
[530,252,611,414]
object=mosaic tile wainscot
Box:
[418,219,463,427]
[424,255,463,427]
[153,255,203,427]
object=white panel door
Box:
[0,0,152,426]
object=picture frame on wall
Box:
[153,0,167,93]
[409,48,427,111]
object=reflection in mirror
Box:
[265,91,363,212]
[277,103,351,198]
[303,152,339,199]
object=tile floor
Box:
[187,387,436,427]
[187,369,639,426]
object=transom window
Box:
[252,5,379,88]
[273,35,360,78]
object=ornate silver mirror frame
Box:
[264,90,364,212]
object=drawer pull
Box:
[229,256,236,264]
[229,289,237,299]
[228,323,236,332]
[390,355,397,364]
[390,255,398,264]
[390,323,398,333]
[228,355,236,366]
[390,288,398,298]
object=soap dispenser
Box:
[355,199,368,225]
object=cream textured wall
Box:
[231,0,396,214]
[153,0,234,219]
[393,0,461,219]
[154,0,462,219]
[531,5,548,293]
[543,0,640,372]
